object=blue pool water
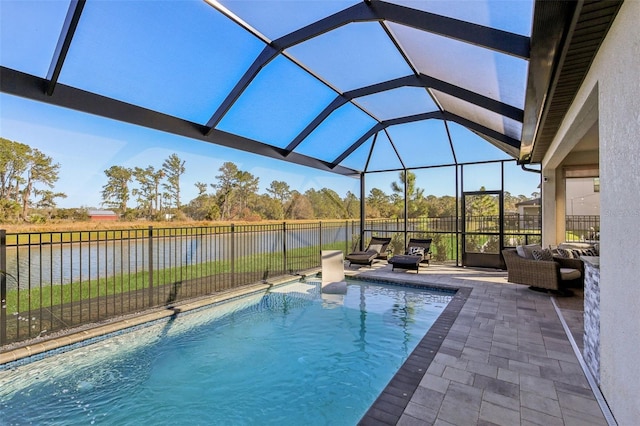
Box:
[0,278,453,425]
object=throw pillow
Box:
[556,248,572,258]
[568,248,597,258]
[570,248,594,258]
[522,244,542,259]
[516,245,527,258]
[408,246,425,256]
[532,248,554,261]
[367,243,383,254]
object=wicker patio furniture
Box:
[502,248,583,294]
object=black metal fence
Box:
[0,215,549,346]
[0,221,359,346]
[363,214,542,260]
[565,215,600,242]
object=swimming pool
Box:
[0,278,454,425]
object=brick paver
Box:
[355,264,606,426]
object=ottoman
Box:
[388,254,422,271]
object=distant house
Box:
[87,209,119,221]
[515,198,541,229]
[515,198,541,217]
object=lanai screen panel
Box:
[58,0,265,124]
[0,0,536,175]
[354,87,439,121]
[216,0,360,41]
[448,123,513,163]
[463,162,503,191]
[388,121,455,168]
[286,22,412,93]
[390,0,534,36]
[388,24,528,110]
[293,103,377,163]
[0,0,70,77]
[216,56,337,148]
[363,133,405,172]
[434,91,523,142]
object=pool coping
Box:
[359,281,471,425]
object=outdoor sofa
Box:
[502,245,583,294]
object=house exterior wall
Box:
[543,1,640,423]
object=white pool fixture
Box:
[321,250,347,295]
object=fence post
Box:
[231,224,236,286]
[351,220,355,252]
[148,226,154,307]
[344,220,348,254]
[1,230,6,345]
[282,222,287,273]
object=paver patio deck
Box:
[351,263,608,426]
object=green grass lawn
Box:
[3,242,345,314]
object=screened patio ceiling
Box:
[0,0,622,175]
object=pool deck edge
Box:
[359,284,472,425]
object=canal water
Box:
[4,225,365,288]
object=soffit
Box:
[520,0,624,164]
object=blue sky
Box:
[0,0,539,209]
[1,94,365,208]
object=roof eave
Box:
[520,0,624,164]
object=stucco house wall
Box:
[542,1,640,423]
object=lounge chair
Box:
[345,236,391,267]
[388,238,432,271]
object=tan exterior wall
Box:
[542,1,640,423]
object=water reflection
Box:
[5,226,353,288]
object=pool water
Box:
[0,279,453,425]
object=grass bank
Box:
[3,242,343,314]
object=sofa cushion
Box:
[575,248,597,257]
[515,244,542,259]
[559,242,594,250]
[560,268,581,280]
[367,243,383,254]
[532,248,554,261]
[564,248,598,258]
[556,248,573,258]
[520,244,542,259]
[557,242,599,259]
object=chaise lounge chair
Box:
[388,238,432,271]
[345,236,391,267]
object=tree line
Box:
[0,138,64,222]
[0,138,537,224]
[101,153,186,220]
